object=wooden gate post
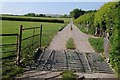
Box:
[17,25,22,66]
[40,25,42,49]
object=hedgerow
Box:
[1,16,64,23]
[74,1,120,76]
[74,12,95,34]
[94,2,119,33]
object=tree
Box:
[69,8,85,19]
[59,14,69,18]
[24,13,35,17]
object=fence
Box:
[1,25,43,67]
[104,37,111,60]
[0,34,19,59]
[0,34,19,76]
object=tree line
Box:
[69,8,96,19]
[24,13,48,17]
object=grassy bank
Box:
[75,24,95,35]
[66,38,75,49]
[88,38,104,53]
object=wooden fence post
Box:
[17,25,22,66]
[104,37,111,60]
[40,25,42,49]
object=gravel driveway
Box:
[48,20,94,53]
[48,23,72,50]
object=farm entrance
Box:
[1,23,114,76]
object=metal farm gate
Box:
[1,25,43,67]
[17,25,42,66]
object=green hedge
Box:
[1,16,64,23]
[109,2,120,77]
[74,1,120,76]
[74,12,95,25]
[74,12,95,35]
[94,2,119,32]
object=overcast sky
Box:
[1,2,107,15]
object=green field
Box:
[1,17,70,56]
[2,20,66,59]
[2,20,65,45]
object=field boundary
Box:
[0,33,19,59]
[1,17,64,23]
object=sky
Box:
[1,2,107,15]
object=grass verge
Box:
[66,38,75,49]
[61,70,77,80]
[88,38,104,53]
[2,66,25,79]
